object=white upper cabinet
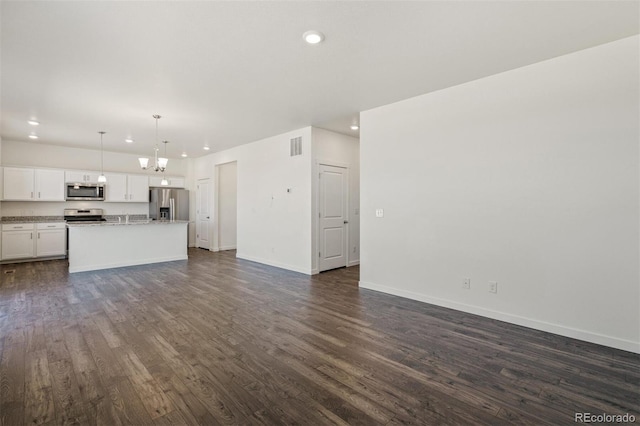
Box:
[3,167,34,200]
[148,176,185,188]
[104,173,149,202]
[104,173,127,201]
[35,169,65,200]
[127,175,149,202]
[3,167,64,201]
[65,170,102,184]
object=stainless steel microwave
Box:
[65,183,105,201]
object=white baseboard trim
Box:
[359,280,640,354]
[219,245,237,251]
[347,260,360,267]
[236,252,312,275]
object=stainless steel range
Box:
[64,208,107,224]
[64,209,106,256]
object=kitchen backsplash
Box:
[0,201,149,218]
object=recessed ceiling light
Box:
[303,30,324,44]
[350,124,359,130]
[203,146,210,151]
[125,138,134,143]
[28,120,40,126]
[181,152,187,157]
[28,134,39,139]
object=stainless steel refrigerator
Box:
[149,188,189,221]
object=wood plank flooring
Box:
[0,248,638,425]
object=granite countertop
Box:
[1,216,65,224]
[67,220,190,227]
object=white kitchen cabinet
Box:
[104,173,149,202]
[1,223,35,260]
[36,223,66,257]
[2,223,66,260]
[65,170,102,184]
[35,169,65,200]
[3,167,35,200]
[127,175,149,201]
[149,176,185,188]
[104,173,127,201]
[3,167,64,201]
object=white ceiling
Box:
[1,1,638,160]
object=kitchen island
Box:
[67,220,189,273]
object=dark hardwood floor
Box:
[0,248,638,425]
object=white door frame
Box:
[196,178,211,250]
[316,160,350,273]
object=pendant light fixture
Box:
[160,140,169,186]
[138,114,168,172]
[98,131,107,183]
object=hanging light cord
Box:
[99,131,105,174]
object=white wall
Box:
[2,140,188,175]
[217,161,237,251]
[311,128,360,273]
[360,36,639,353]
[194,127,313,274]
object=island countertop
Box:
[66,219,190,227]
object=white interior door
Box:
[319,164,348,272]
[196,179,211,249]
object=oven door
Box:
[66,184,104,201]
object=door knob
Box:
[344,220,349,224]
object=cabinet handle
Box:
[14,226,23,229]
[30,233,33,240]
[38,192,41,198]
[38,232,40,239]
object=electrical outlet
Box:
[353,246,357,253]
[462,278,471,290]
[375,209,384,218]
[489,281,498,293]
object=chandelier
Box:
[138,114,168,172]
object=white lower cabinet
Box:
[1,224,35,260]
[1,222,66,261]
[36,223,66,257]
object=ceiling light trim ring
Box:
[303,30,325,44]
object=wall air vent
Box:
[290,137,302,157]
